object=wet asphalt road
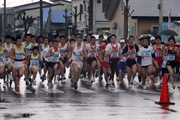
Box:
[0,69,180,120]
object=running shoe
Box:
[143,85,147,90]
[42,75,46,82]
[16,86,19,92]
[8,74,13,80]
[112,82,115,88]
[129,84,132,88]
[173,85,176,89]
[131,79,136,86]
[3,82,6,88]
[63,74,66,80]
[33,80,36,85]
[57,74,60,80]
[108,80,112,85]
[91,77,95,82]
[47,81,54,88]
[26,81,29,86]
[61,79,66,84]
[116,78,120,83]
[120,80,124,86]
[99,76,103,81]
[68,74,72,79]
[105,83,109,88]
[80,74,84,79]
[74,82,78,89]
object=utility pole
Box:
[4,0,6,41]
[71,6,80,35]
[88,0,93,33]
[63,9,72,41]
[122,0,134,41]
[158,0,163,32]
[40,0,43,35]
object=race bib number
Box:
[31,60,38,65]
[16,55,23,60]
[0,55,3,60]
[104,57,109,62]
[52,57,58,62]
[75,55,83,61]
[155,51,162,57]
[27,50,31,56]
[167,55,175,61]
[112,51,118,57]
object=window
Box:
[118,27,122,38]
[151,25,159,33]
[120,0,123,10]
[102,0,111,12]
[97,0,101,3]
[131,25,135,37]
[112,29,115,34]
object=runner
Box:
[105,34,120,87]
[39,37,49,81]
[0,39,8,86]
[23,34,34,85]
[10,36,27,92]
[68,39,76,84]
[2,35,14,88]
[165,36,179,89]
[122,36,139,88]
[86,36,99,84]
[138,38,155,89]
[31,35,38,46]
[137,37,144,83]
[45,40,61,88]
[28,46,43,85]
[42,40,53,83]
[118,39,126,86]
[98,49,111,88]
[54,35,61,47]
[59,35,69,83]
[68,35,88,89]
[153,36,165,83]
[83,34,92,81]
[96,35,106,81]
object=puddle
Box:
[4,113,35,119]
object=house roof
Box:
[105,0,180,20]
[51,11,72,23]
[105,0,119,20]
[14,1,52,9]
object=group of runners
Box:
[0,33,178,92]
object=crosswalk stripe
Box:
[41,88,65,93]
[71,88,97,93]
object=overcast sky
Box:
[0,0,70,7]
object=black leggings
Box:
[109,58,119,81]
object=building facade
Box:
[72,0,110,36]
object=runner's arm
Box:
[82,47,88,58]
[45,48,52,58]
[24,47,27,60]
[39,55,43,63]
[10,47,15,59]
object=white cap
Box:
[150,37,155,41]
[120,39,125,43]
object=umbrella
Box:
[138,34,153,40]
[158,29,178,36]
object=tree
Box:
[18,11,35,35]
[122,0,134,41]
[71,6,80,35]
[63,9,72,40]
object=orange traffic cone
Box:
[155,74,175,105]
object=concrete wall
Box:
[110,1,124,42]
